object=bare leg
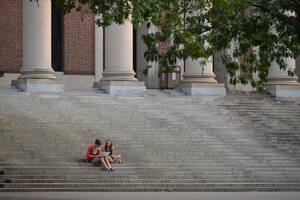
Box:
[107,156,114,163]
[104,157,112,168]
[113,155,122,163]
[100,157,109,169]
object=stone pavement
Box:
[0,192,300,200]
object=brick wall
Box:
[63,11,94,75]
[0,0,22,73]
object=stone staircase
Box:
[0,89,300,191]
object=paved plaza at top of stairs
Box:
[0,88,300,192]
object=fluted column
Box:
[99,22,145,94]
[180,57,225,96]
[18,0,63,92]
[266,58,300,97]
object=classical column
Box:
[144,24,160,89]
[180,57,225,96]
[18,0,63,92]
[265,58,300,98]
[179,4,225,96]
[265,11,300,98]
[183,57,216,83]
[98,21,145,94]
[297,56,300,81]
[93,21,104,87]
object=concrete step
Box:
[0,90,300,191]
[3,174,299,180]
[1,161,299,167]
[1,187,300,192]
[1,183,300,192]
[5,178,300,184]
[2,166,299,172]
[2,182,300,188]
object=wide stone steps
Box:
[2,171,292,177]
[1,184,300,192]
[2,182,300,188]
[5,178,300,184]
[0,148,293,155]
[0,90,300,191]
[2,165,299,171]
[3,174,300,181]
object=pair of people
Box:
[86,139,121,171]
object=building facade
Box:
[1,1,300,97]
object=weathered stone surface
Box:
[0,89,299,191]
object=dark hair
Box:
[104,139,113,151]
[95,139,101,145]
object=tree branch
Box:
[291,0,300,7]
[246,1,300,41]
[290,0,300,17]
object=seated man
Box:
[86,139,114,171]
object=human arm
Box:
[98,147,103,157]
[111,146,115,156]
[86,145,100,161]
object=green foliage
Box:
[32,0,300,92]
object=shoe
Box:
[104,167,110,171]
[118,160,122,163]
[109,167,115,171]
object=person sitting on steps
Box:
[86,139,114,171]
[104,139,122,163]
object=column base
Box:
[179,82,226,96]
[182,73,217,83]
[11,79,19,87]
[97,80,145,94]
[101,70,137,81]
[266,84,300,98]
[18,79,64,92]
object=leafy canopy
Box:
[32,0,300,92]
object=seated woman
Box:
[104,139,122,163]
[86,139,114,171]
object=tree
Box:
[32,0,300,92]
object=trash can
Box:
[0,71,5,78]
[160,66,181,89]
